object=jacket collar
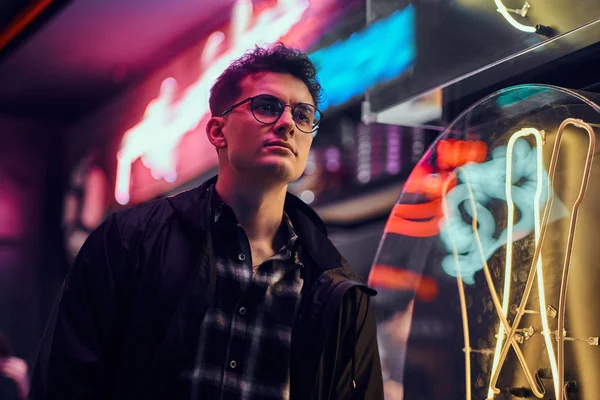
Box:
[166,175,344,272]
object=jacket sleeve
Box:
[30,214,127,399]
[331,288,385,400]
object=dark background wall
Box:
[0,116,66,364]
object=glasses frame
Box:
[218,94,323,133]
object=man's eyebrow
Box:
[295,103,315,113]
[258,90,313,106]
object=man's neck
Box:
[214,173,287,246]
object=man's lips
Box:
[265,141,295,154]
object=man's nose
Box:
[274,106,295,136]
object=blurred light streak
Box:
[384,200,443,238]
[368,264,438,302]
[309,5,415,110]
[0,0,54,52]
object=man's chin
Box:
[249,161,300,184]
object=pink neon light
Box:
[115,0,310,205]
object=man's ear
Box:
[206,116,227,150]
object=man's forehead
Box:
[240,72,313,104]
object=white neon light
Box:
[494,0,536,33]
[551,118,596,398]
[441,171,472,400]
[460,166,543,398]
[115,0,310,205]
[444,120,597,397]
[487,128,558,398]
[444,168,540,399]
[443,128,568,399]
[486,120,596,399]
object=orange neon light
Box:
[0,0,54,52]
[387,162,457,238]
[115,0,311,205]
[384,198,443,237]
[384,214,443,238]
[369,264,438,302]
[403,164,457,199]
[392,198,442,219]
[436,139,487,170]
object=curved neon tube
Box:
[488,128,557,398]
[552,119,596,399]
[443,164,543,398]
[494,0,536,33]
[460,169,544,398]
[442,171,472,400]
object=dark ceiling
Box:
[0,0,237,122]
[0,0,30,29]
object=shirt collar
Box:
[209,184,301,264]
[209,184,238,226]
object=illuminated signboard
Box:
[115,2,416,205]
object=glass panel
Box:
[368,84,600,399]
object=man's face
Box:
[210,72,315,185]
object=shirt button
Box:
[238,253,246,261]
[239,307,247,315]
[230,360,237,369]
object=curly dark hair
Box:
[209,42,324,115]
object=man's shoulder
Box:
[0,373,19,399]
[321,263,367,287]
[314,258,377,299]
[112,196,173,233]
[110,187,203,238]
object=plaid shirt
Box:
[188,190,304,400]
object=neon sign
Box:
[444,120,597,399]
[382,139,484,239]
[115,0,311,205]
[439,137,569,285]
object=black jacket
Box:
[31,177,384,399]
[0,374,20,400]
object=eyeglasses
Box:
[218,94,323,134]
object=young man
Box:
[31,42,383,399]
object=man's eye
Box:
[255,102,279,114]
[296,111,310,122]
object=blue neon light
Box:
[309,5,415,110]
[439,139,569,284]
[495,87,550,108]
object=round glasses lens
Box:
[251,95,283,123]
[292,104,321,133]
